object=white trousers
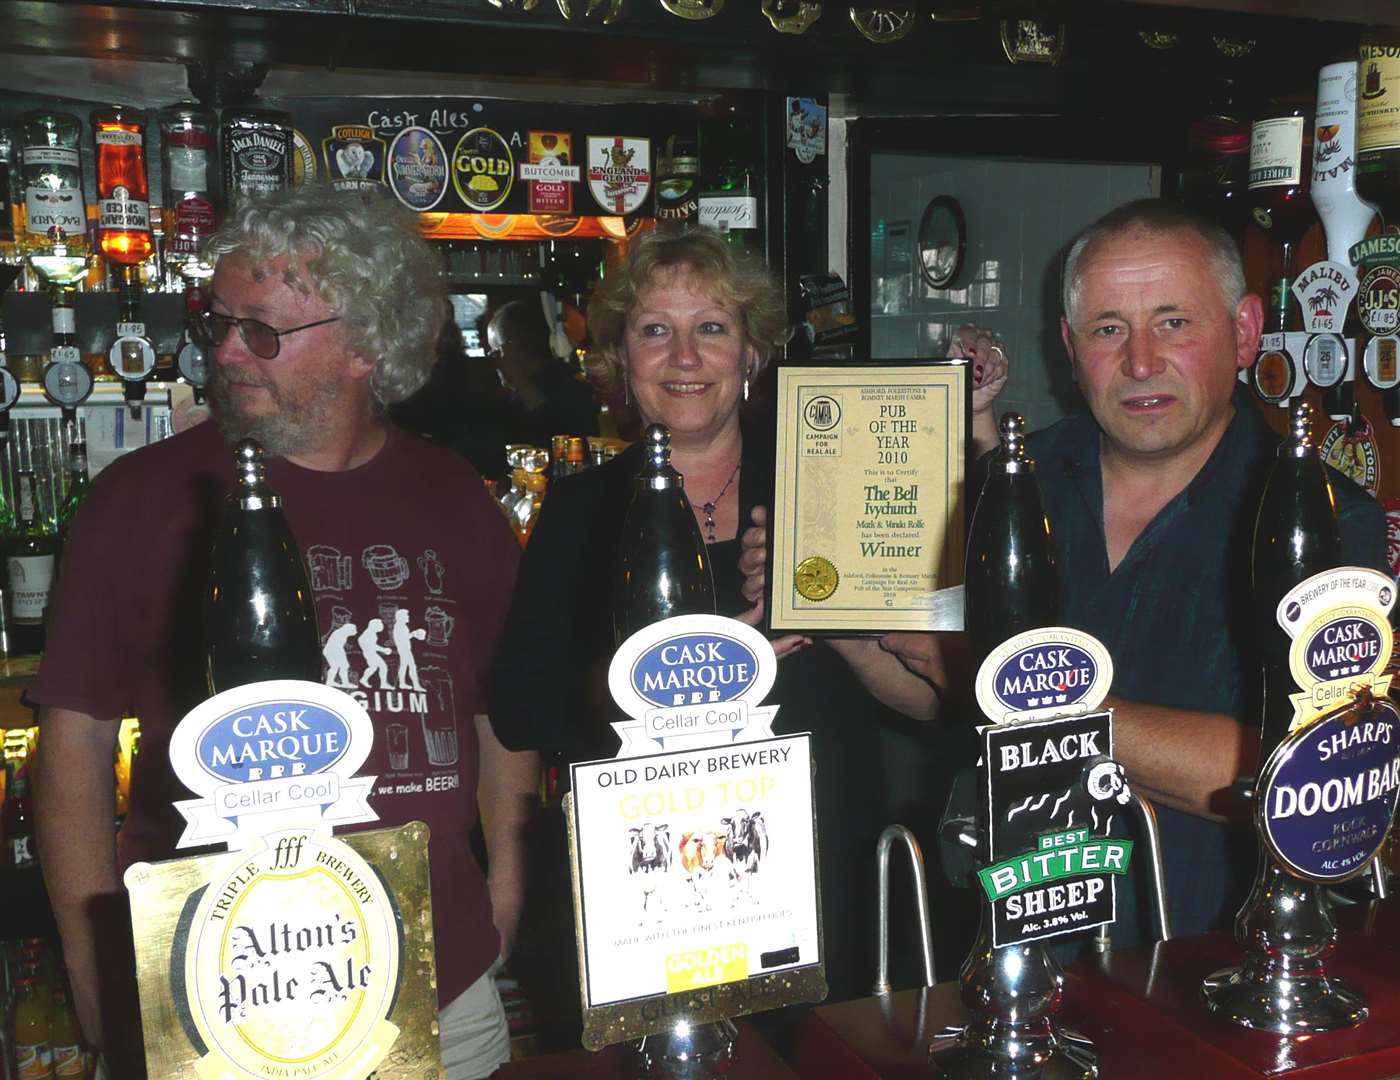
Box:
[438,961,512,1079]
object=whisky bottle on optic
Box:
[222,109,294,211]
[1356,29,1400,230]
[204,440,322,694]
[613,423,716,644]
[17,111,88,286]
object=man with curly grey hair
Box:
[31,185,535,1079]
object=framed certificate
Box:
[768,359,970,634]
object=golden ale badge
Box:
[795,555,839,601]
[182,829,401,1080]
[452,127,515,212]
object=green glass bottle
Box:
[6,452,58,655]
[56,424,90,555]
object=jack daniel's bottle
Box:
[1251,401,1340,761]
[204,439,321,693]
[613,424,716,644]
[963,414,1058,664]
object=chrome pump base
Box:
[636,1018,738,1079]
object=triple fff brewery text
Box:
[204,440,321,694]
[1252,402,1340,760]
[613,424,717,645]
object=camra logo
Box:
[1303,615,1385,682]
[452,127,514,211]
[803,395,841,432]
[195,701,352,783]
[388,127,448,211]
[976,628,1114,724]
[182,830,402,1079]
[631,631,760,708]
[1260,700,1400,881]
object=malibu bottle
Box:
[963,413,1058,665]
[204,439,321,694]
[1251,400,1340,761]
[613,423,716,644]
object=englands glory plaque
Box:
[768,360,969,634]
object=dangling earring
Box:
[743,367,750,403]
[623,373,631,406]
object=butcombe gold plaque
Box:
[769,361,969,634]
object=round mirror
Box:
[917,195,966,289]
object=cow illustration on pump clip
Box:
[627,808,769,922]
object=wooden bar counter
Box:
[798,900,1400,1079]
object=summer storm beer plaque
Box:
[769,360,969,634]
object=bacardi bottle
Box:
[613,423,716,643]
[17,111,88,286]
[204,439,321,693]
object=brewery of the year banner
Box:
[269,96,698,219]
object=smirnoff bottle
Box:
[160,104,219,281]
[963,413,1057,664]
[612,423,716,644]
[204,439,321,693]
[221,109,294,211]
[1251,401,1340,761]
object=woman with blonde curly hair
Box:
[490,227,1008,1017]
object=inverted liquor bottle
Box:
[221,109,294,211]
[1249,101,1314,330]
[962,413,1058,666]
[1356,29,1400,229]
[91,105,153,266]
[159,103,219,282]
[17,110,88,286]
[1250,401,1340,762]
[612,423,716,645]
[1179,78,1251,241]
[204,439,321,694]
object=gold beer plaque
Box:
[769,360,969,634]
[124,823,441,1079]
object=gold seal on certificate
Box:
[795,555,839,600]
[769,360,969,634]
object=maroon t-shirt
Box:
[31,420,521,1007]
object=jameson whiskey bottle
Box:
[963,414,1057,664]
[6,448,58,656]
[91,105,153,265]
[1251,401,1340,761]
[204,439,321,693]
[612,423,716,644]
[1356,29,1400,229]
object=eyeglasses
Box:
[191,310,341,360]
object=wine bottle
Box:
[1250,400,1340,762]
[963,413,1058,665]
[6,442,58,657]
[613,423,716,644]
[56,420,89,555]
[204,439,321,694]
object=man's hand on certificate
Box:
[735,506,812,658]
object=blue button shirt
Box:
[1026,387,1388,945]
